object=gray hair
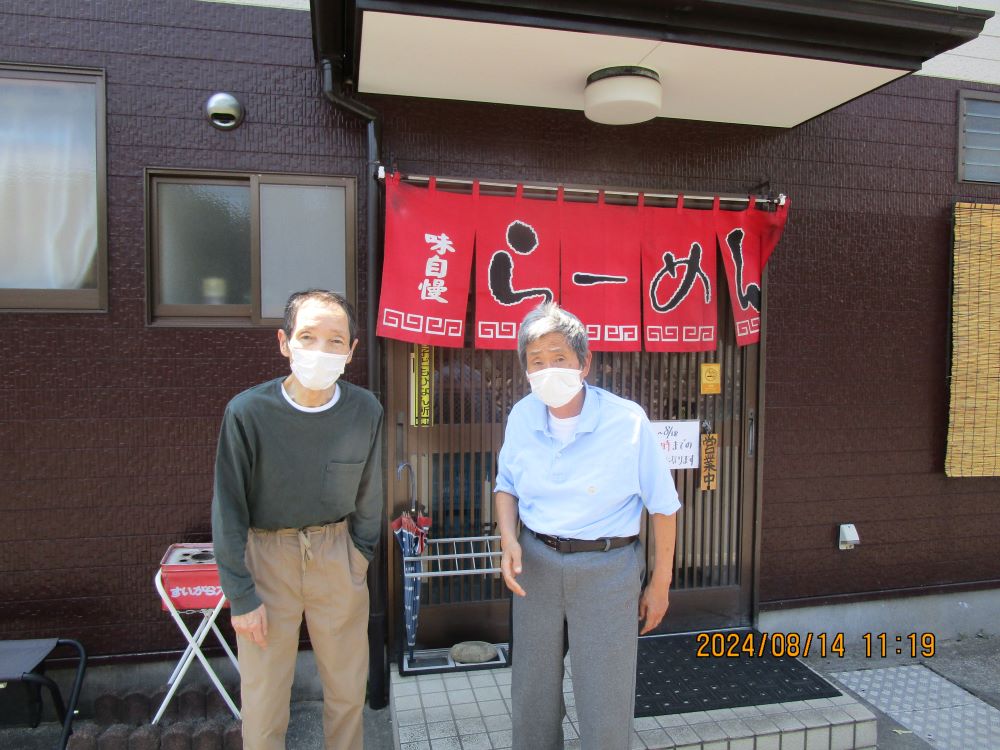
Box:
[517,302,589,370]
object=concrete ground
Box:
[803,632,1000,750]
[4,634,998,749]
[248,632,1000,749]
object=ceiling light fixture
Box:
[584,66,662,125]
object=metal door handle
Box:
[397,462,417,513]
[747,410,755,457]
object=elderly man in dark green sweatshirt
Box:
[211,289,383,750]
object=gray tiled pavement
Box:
[388,634,1000,750]
[388,657,878,750]
[5,634,999,749]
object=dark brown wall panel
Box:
[0,0,371,655]
[3,0,1000,656]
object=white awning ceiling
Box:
[357,11,907,128]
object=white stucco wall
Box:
[906,0,1000,83]
[198,0,309,10]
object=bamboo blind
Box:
[947,203,1000,477]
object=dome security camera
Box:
[204,92,245,131]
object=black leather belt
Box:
[530,529,638,553]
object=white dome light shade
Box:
[584,66,662,125]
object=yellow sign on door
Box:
[410,344,434,426]
[700,363,721,395]
[700,433,719,491]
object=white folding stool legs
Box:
[153,570,240,724]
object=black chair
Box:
[0,639,87,750]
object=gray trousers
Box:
[511,528,644,750]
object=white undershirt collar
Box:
[281,382,341,412]
[547,412,580,446]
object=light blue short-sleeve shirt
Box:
[495,384,681,539]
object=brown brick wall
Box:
[0,0,371,655]
[2,0,1000,656]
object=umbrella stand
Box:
[391,463,509,675]
[396,534,510,675]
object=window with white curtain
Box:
[0,66,107,310]
[147,170,355,326]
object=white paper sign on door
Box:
[651,420,700,469]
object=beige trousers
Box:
[239,521,370,750]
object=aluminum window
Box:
[959,90,1000,184]
[146,170,356,326]
[0,65,107,311]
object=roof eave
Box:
[312,0,994,83]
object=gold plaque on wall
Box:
[700,363,721,395]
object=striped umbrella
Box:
[392,508,432,661]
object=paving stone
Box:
[127,724,160,750]
[395,708,426,726]
[178,690,206,721]
[458,733,491,750]
[443,675,471,690]
[222,721,242,750]
[779,728,805,750]
[393,681,420,697]
[488,729,511,749]
[123,692,151,726]
[450,703,481,720]
[394,695,422,712]
[192,721,223,750]
[482,714,511,732]
[424,706,455,723]
[94,695,122,726]
[636,728,671,749]
[66,721,101,750]
[455,717,487,736]
[399,723,431,743]
[149,688,176,724]
[427,720,458,739]
[755,731,781,750]
[96,724,130,750]
[478,700,507,717]
[161,721,193,750]
[467,674,496,689]
[205,689,239,720]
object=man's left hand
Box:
[638,580,670,635]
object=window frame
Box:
[957,89,1000,184]
[0,64,108,312]
[145,168,357,327]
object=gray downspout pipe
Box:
[320,57,389,710]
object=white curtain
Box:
[0,76,98,290]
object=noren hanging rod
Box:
[377,167,786,207]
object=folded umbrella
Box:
[392,506,432,662]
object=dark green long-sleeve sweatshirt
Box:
[211,377,383,615]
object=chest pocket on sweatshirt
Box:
[323,460,365,508]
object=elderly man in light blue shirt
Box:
[495,302,680,750]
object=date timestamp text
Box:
[695,631,936,659]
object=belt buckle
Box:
[602,538,612,552]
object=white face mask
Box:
[527,367,584,408]
[288,342,350,391]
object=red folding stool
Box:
[153,543,240,724]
